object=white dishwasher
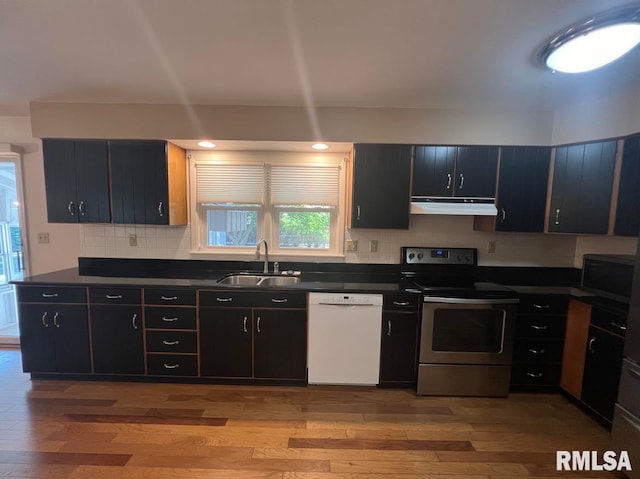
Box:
[307,292,383,385]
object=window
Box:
[191,152,345,257]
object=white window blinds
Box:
[270,165,340,207]
[195,164,264,205]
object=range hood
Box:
[410,197,498,216]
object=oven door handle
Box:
[423,297,520,305]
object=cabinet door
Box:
[351,144,412,229]
[253,309,307,380]
[615,134,640,236]
[412,146,456,197]
[379,311,418,383]
[496,146,550,232]
[74,140,111,223]
[42,139,79,223]
[90,305,144,374]
[110,140,169,225]
[52,304,92,373]
[549,141,616,234]
[199,308,252,378]
[454,146,499,198]
[18,303,56,372]
[581,326,624,421]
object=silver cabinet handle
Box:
[106,294,123,299]
[271,298,288,304]
[554,208,560,225]
[393,301,410,306]
[158,201,164,216]
[53,312,59,328]
[41,293,59,298]
[446,173,452,190]
[68,201,75,216]
[163,363,179,369]
[79,201,86,216]
[533,304,550,310]
[161,296,178,301]
[132,313,138,330]
[41,311,48,328]
[458,173,464,190]
[501,208,506,223]
[527,372,544,378]
[611,321,627,331]
[530,325,548,330]
[588,337,596,353]
[243,316,248,333]
[162,340,179,346]
[216,297,233,302]
[256,316,261,333]
[528,348,545,355]
[162,316,178,322]
[356,205,361,220]
[387,319,392,337]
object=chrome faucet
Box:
[255,239,269,273]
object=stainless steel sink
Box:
[216,274,300,286]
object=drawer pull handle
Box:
[387,319,392,336]
[132,313,138,330]
[216,297,233,302]
[627,369,640,381]
[271,298,288,304]
[106,294,123,299]
[163,340,179,346]
[41,311,48,328]
[163,363,179,369]
[528,348,545,355]
[257,317,261,333]
[611,321,627,331]
[162,317,178,322]
[526,372,544,378]
[530,325,548,330]
[243,316,248,333]
[68,200,75,216]
[533,304,550,310]
[41,293,59,298]
[161,296,178,301]
[53,312,59,328]
[392,301,410,306]
[588,337,596,353]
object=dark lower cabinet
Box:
[254,309,307,380]
[90,305,144,375]
[19,303,91,373]
[379,311,419,384]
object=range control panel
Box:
[403,247,477,266]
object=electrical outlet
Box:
[37,232,50,244]
[129,234,137,247]
[369,240,378,253]
[346,240,358,252]
[487,240,497,254]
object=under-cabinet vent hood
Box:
[410,197,498,216]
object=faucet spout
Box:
[255,239,269,274]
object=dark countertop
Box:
[505,285,593,297]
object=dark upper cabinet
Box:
[413,145,498,198]
[615,134,640,236]
[42,139,111,223]
[548,140,617,234]
[350,144,412,229]
[496,146,551,232]
[110,140,187,225]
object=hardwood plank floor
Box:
[0,348,627,478]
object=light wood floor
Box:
[0,348,626,478]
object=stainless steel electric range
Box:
[400,246,519,397]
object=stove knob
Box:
[465,255,472,263]
[408,253,415,260]
[417,253,424,260]
[457,254,463,262]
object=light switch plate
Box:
[369,240,378,252]
[346,240,357,252]
[487,241,496,254]
[129,234,137,247]
[37,232,50,244]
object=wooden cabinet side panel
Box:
[560,299,591,398]
[167,142,188,225]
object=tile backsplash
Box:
[76,215,632,268]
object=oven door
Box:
[420,298,517,365]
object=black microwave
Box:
[581,254,636,303]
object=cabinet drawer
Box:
[146,330,197,353]
[518,295,568,315]
[145,307,196,330]
[591,306,627,336]
[89,287,141,305]
[618,359,640,418]
[199,290,306,308]
[511,364,561,386]
[144,288,195,306]
[384,293,420,311]
[513,339,564,363]
[516,316,566,339]
[17,286,86,304]
[146,354,197,376]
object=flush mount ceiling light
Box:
[197,141,216,148]
[538,5,640,73]
[311,143,329,150]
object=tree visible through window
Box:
[278,210,330,249]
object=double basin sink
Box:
[217,274,301,287]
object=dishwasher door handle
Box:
[317,302,376,307]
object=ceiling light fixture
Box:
[311,143,329,150]
[197,141,216,148]
[537,5,640,73]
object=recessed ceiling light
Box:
[312,143,329,150]
[197,141,216,148]
[538,6,640,73]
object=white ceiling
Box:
[1,0,639,118]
